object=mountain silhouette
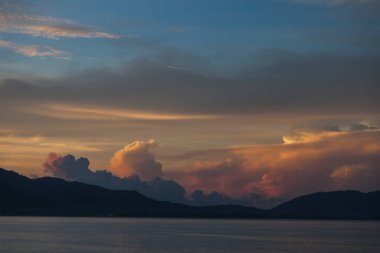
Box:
[0,168,265,218]
[0,168,379,219]
[272,190,380,219]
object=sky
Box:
[1,0,379,208]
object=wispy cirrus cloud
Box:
[0,133,100,152]
[19,103,220,121]
[0,13,121,39]
[0,39,68,58]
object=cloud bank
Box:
[41,129,380,208]
[44,151,186,203]
[174,129,380,201]
[1,50,379,117]
[42,149,277,207]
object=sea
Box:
[0,217,379,253]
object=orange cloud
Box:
[282,130,344,144]
[109,139,163,180]
[171,130,380,200]
[20,103,220,121]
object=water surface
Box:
[0,217,379,253]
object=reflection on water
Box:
[0,217,379,253]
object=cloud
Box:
[171,129,380,201]
[349,122,378,131]
[0,39,68,57]
[282,122,378,144]
[282,129,342,144]
[43,152,186,203]
[0,132,100,153]
[1,50,379,117]
[0,13,120,39]
[0,132,102,171]
[109,139,163,180]
[44,153,91,179]
[41,150,276,207]
[0,134,43,144]
[20,103,219,121]
[40,129,380,208]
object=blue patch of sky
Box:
[1,0,379,77]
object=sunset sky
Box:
[1,0,379,207]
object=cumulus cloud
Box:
[0,13,120,39]
[42,151,276,207]
[109,139,163,180]
[172,129,380,201]
[44,153,91,179]
[0,39,68,58]
[41,129,380,208]
[43,152,186,203]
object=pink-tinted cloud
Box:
[40,129,380,208]
[171,129,380,200]
[109,139,163,180]
[0,39,67,57]
[0,13,120,39]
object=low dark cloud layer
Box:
[43,152,280,208]
[1,50,379,118]
[44,152,186,203]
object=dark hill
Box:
[272,190,380,219]
[0,168,265,218]
[1,168,379,219]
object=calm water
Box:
[0,217,379,253]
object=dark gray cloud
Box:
[349,122,378,131]
[1,49,379,117]
[44,152,186,203]
[42,152,278,207]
